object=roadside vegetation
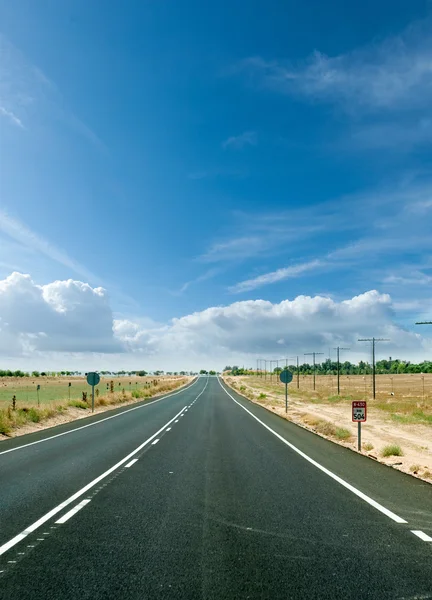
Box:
[0,377,189,436]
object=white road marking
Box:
[175,420,179,423]
[125,459,138,468]
[411,530,432,542]
[166,427,171,431]
[56,499,91,524]
[0,405,187,557]
[152,439,159,445]
[0,378,200,456]
[218,379,407,525]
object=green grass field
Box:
[0,379,148,406]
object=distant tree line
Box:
[0,369,196,378]
[226,359,432,376]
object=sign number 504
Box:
[352,401,367,422]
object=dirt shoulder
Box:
[223,376,432,484]
[0,377,194,442]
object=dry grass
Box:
[232,375,432,425]
[381,444,404,457]
[0,377,189,436]
[363,442,374,451]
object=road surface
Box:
[0,376,431,599]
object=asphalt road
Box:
[0,376,431,599]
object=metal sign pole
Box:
[92,385,95,413]
[285,381,288,412]
[358,422,361,451]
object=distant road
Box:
[0,376,431,599]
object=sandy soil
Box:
[224,376,432,484]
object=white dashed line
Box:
[166,427,171,431]
[0,406,187,557]
[175,420,179,423]
[0,379,199,456]
[411,530,432,542]
[125,459,138,468]
[56,499,91,524]
[152,439,159,445]
[218,378,407,525]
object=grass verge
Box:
[0,378,190,437]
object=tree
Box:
[223,366,232,372]
[209,370,216,376]
[136,370,148,377]
[200,369,208,374]
[32,371,40,377]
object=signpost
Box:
[352,401,367,451]
[86,372,100,413]
[36,384,40,407]
[280,370,293,413]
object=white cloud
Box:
[235,18,432,112]
[116,289,429,364]
[1,272,430,368]
[222,131,257,149]
[0,105,24,128]
[0,34,104,149]
[0,210,100,284]
[0,272,121,355]
[230,259,324,293]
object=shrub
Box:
[409,464,420,473]
[381,444,403,457]
[68,400,88,409]
[258,393,267,399]
[315,420,336,437]
[363,442,374,451]
[0,412,11,435]
[423,470,432,479]
[335,427,352,440]
[27,408,41,423]
[239,386,246,392]
[132,390,142,398]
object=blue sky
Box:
[1,1,432,369]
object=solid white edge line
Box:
[55,499,91,524]
[0,377,200,456]
[217,378,407,525]
[411,530,432,542]
[125,459,138,468]
[0,404,188,557]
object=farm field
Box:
[0,376,175,406]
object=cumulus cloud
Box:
[0,272,429,368]
[115,290,429,363]
[0,272,121,354]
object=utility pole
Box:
[333,347,350,395]
[304,352,323,391]
[358,338,389,399]
[288,356,300,389]
[264,360,267,380]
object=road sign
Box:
[86,372,100,386]
[280,370,293,384]
[352,401,367,422]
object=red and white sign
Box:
[352,401,367,422]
